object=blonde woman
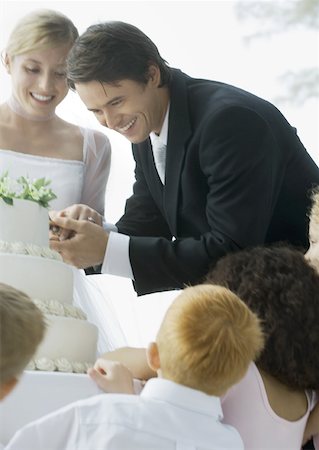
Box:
[0,9,111,218]
[0,10,125,352]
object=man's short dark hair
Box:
[206,245,319,390]
[67,21,171,89]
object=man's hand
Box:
[49,204,103,241]
[88,359,135,394]
[49,215,108,268]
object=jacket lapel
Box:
[164,70,192,234]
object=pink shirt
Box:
[221,363,315,450]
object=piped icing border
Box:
[26,357,92,374]
[0,241,62,261]
[33,298,87,320]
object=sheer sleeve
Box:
[80,127,111,215]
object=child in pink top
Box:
[207,245,319,450]
[221,362,315,450]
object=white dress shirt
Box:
[149,110,169,184]
[5,378,243,450]
[102,107,170,280]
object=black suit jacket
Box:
[117,69,319,295]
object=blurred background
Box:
[1,0,318,345]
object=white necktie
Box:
[152,137,166,184]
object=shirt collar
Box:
[150,104,169,147]
[141,378,223,420]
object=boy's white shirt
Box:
[5,378,244,450]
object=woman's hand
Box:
[49,204,103,241]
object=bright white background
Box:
[1,0,318,345]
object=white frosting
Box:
[0,241,62,260]
[0,197,99,374]
[0,254,73,304]
[33,299,86,320]
[55,358,73,373]
[25,360,36,370]
[34,357,56,372]
[26,359,91,374]
[35,315,98,364]
[0,198,49,247]
[72,362,88,373]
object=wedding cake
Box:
[0,176,98,373]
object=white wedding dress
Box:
[0,127,127,354]
[0,126,110,214]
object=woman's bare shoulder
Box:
[55,117,82,135]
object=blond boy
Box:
[6,284,264,450]
[0,283,45,400]
[146,283,264,396]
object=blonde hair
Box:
[0,283,46,384]
[5,9,78,57]
[156,284,264,396]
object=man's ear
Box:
[146,342,161,372]
[0,377,18,401]
[147,65,161,87]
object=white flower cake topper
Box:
[0,171,57,208]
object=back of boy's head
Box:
[206,245,319,390]
[0,283,46,385]
[156,284,264,396]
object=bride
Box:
[0,9,126,353]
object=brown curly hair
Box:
[205,245,319,390]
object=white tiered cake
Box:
[0,197,98,372]
[0,194,103,445]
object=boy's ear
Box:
[0,377,18,401]
[146,342,161,372]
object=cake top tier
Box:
[0,174,57,247]
[0,198,50,247]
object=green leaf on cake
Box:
[0,172,57,208]
[2,196,14,205]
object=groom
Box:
[50,21,319,296]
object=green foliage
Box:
[235,0,319,104]
[0,172,57,208]
[235,0,319,34]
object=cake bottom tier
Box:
[0,371,144,445]
[0,371,102,445]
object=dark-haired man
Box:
[50,21,319,295]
